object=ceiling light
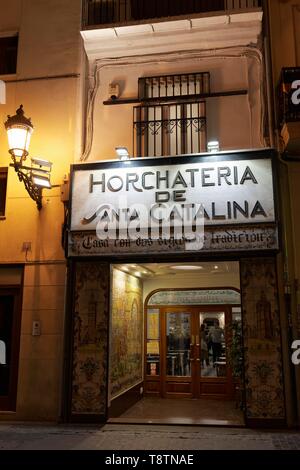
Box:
[214,265,219,270]
[171,265,203,271]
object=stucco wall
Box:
[268,0,300,425]
[268,0,300,84]
[85,52,264,161]
[0,0,83,420]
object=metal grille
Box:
[82,0,262,27]
[133,102,207,157]
[139,72,210,101]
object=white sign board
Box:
[71,158,275,231]
[68,224,278,256]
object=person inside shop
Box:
[200,323,208,367]
[208,319,224,364]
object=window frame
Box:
[0,168,8,218]
[0,35,18,76]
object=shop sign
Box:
[68,224,278,256]
[69,153,277,256]
[147,289,241,306]
[71,158,275,229]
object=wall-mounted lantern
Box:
[4,105,52,210]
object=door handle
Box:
[196,335,199,347]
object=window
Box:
[0,36,18,75]
[134,72,209,157]
[139,72,210,100]
[134,102,207,157]
[0,168,8,217]
[131,0,225,21]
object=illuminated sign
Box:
[69,151,278,256]
[71,157,275,230]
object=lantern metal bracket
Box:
[10,163,42,210]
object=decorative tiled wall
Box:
[71,262,109,416]
[110,269,143,399]
[241,257,285,421]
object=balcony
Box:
[82,0,262,29]
[278,67,300,156]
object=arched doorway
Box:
[145,288,242,400]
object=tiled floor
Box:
[108,397,245,426]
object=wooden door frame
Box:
[197,305,233,398]
[145,303,239,399]
[0,286,22,411]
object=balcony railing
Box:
[82,0,262,28]
[133,101,207,158]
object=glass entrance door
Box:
[161,306,234,398]
[163,308,194,397]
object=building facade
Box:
[0,0,299,427]
[0,0,84,420]
[266,0,300,426]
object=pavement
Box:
[0,423,299,450]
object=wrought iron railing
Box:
[82,0,262,28]
[139,72,210,101]
[133,101,207,157]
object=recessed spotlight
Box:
[214,265,219,270]
[207,140,220,153]
[134,271,141,277]
[115,146,129,160]
[171,265,203,271]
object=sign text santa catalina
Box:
[70,157,276,254]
